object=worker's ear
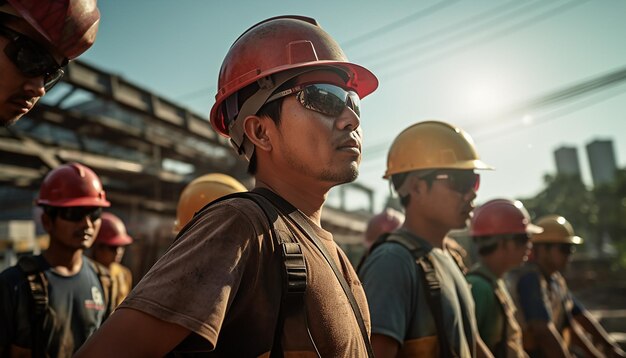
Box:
[243,115,273,153]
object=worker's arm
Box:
[574,311,626,358]
[371,333,400,358]
[567,317,603,358]
[527,320,572,358]
[75,308,191,358]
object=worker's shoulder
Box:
[208,195,273,219]
[0,264,28,290]
[189,195,277,236]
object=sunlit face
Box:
[0,17,62,126]
[43,209,102,251]
[271,70,362,186]
[416,171,477,231]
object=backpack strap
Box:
[253,188,374,358]
[16,255,52,358]
[176,190,311,357]
[87,258,118,320]
[371,233,458,358]
[467,270,508,357]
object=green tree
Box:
[520,170,626,266]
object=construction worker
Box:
[359,120,494,358]
[173,173,247,233]
[0,162,115,357]
[508,215,626,358]
[0,0,99,126]
[91,212,134,307]
[467,199,543,357]
[356,208,404,271]
[76,15,378,357]
[364,208,405,250]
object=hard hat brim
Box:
[525,223,544,234]
[570,235,583,245]
[384,159,495,179]
[210,60,378,137]
[37,197,111,208]
[100,234,133,246]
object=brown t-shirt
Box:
[119,197,370,357]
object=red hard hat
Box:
[365,208,404,247]
[209,15,378,153]
[95,212,133,246]
[3,0,100,60]
[37,162,110,207]
[470,199,543,237]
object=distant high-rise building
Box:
[554,146,581,179]
[586,139,617,186]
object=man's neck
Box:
[43,244,84,276]
[402,216,448,249]
[535,259,556,277]
[481,254,508,278]
[255,176,329,226]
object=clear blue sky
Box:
[80,0,626,212]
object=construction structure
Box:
[0,60,373,272]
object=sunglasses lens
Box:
[2,27,64,90]
[59,207,102,222]
[559,244,575,255]
[449,172,480,193]
[44,68,65,91]
[512,234,530,246]
[298,84,360,117]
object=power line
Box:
[378,0,588,78]
[342,0,461,50]
[359,0,542,66]
[360,64,626,161]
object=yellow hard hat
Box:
[531,215,583,245]
[174,174,247,232]
[384,120,493,178]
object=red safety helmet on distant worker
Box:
[364,208,404,248]
[470,199,543,237]
[209,15,378,159]
[37,162,110,207]
[0,0,100,60]
[95,212,133,247]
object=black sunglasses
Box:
[57,207,102,222]
[557,243,576,255]
[510,233,531,246]
[0,25,65,91]
[266,83,361,117]
[422,170,480,194]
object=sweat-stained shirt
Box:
[119,196,370,357]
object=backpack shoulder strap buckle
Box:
[281,242,307,294]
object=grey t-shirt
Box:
[0,255,106,357]
[359,230,477,357]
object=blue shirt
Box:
[359,231,477,357]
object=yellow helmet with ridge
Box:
[385,120,493,179]
[174,174,247,232]
[531,215,583,245]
